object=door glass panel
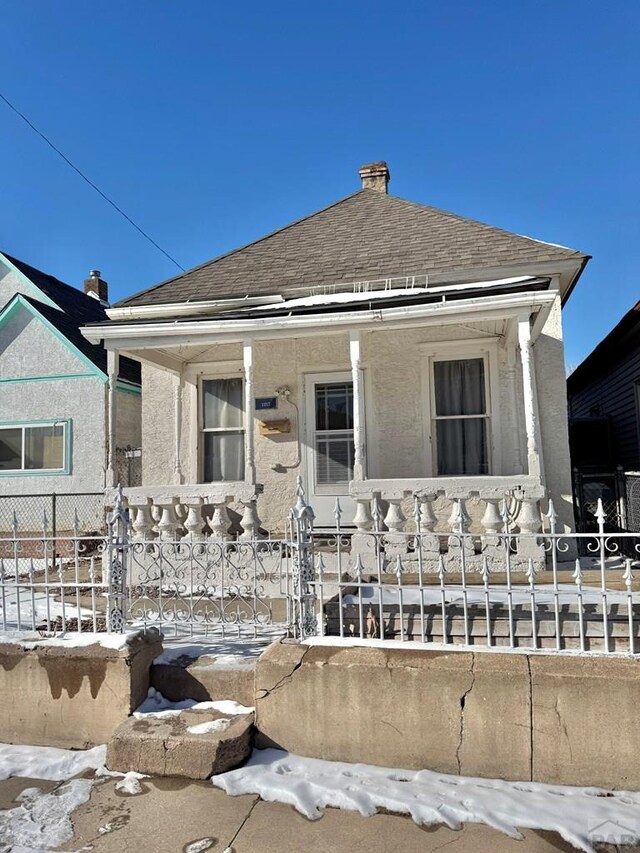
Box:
[315,383,353,431]
[0,428,22,470]
[314,382,354,485]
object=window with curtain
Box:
[433,358,489,476]
[201,377,245,482]
[0,423,66,472]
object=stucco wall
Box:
[116,388,142,449]
[137,317,571,533]
[0,305,90,377]
[0,303,107,496]
[534,296,575,533]
[0,264,49,310]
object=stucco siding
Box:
[534,296,575,533]
[0,304,93,378]
[0,377,106,495]
[137,320,565,533]
[0,266,50,310]
[116,389,142,449]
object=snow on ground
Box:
[133,686,254,719]
[0,585,95,633]
[343,583,634,608]
[0,743,106,781]
[0,778,94,851]
[154,634,276,666]
[213,748,640,853]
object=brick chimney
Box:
[358,161,390,193]
[83,270,108,303]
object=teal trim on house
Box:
[0,418,73,477]
[0,252,60,310]
[0,295,107,382]
[0,373,96,385]
[116,380,142,396]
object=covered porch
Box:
[88,282,565,552]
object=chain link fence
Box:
[0,493,106,536]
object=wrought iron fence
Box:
[1,484,640,656]
[311,495,640,654]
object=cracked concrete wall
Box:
[0,633,161,748]
[255,640,640,789]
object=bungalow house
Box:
[0,253,141,530]
[82,163,588,546]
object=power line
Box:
[0,90,185,272]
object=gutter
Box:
[82,290,557,345]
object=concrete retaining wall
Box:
[255,640,640,790]
[0,630,161,748]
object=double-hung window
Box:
[201,378,245,482]
[0,421,68,474]
[432,357,490,476]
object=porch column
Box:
[106,349,119,488]
[517,315,541,480]
[243,339,256,485]
[349,331,366,481]
[174,370,183,484]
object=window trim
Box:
[196,370,246,484]
[420,340,501,478]
[0,418,72,477]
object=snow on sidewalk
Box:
[0,743,106,781]
[213,748,640,853]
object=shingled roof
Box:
[116,189,588,308]
[1,252,140,385]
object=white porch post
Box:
[243,339,256,485]
[349,330,366,481]
[174,370,183,485]
[517,315,541,480]
[106,348,119,488]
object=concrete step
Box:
[151,652,256,706]
[106,707,254,780]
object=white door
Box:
[304,372,357,527]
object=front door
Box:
[304,372,357,527]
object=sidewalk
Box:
[0,772,590,853]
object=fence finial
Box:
[292,476,314,522]
[437,554,446,583]
[623,558,634,590]
[573,557,583,587]
[595,498,607,532]
[481,555,490,585]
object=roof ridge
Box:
[117,190,366,306]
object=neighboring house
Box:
[82,162,588,539]
[0,252,141,527]
[567,301,640,530]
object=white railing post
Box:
[290,477,317,638]
[107,484,129,633]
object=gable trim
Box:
[0,373,97,385]
[0,294,107,382]
[0,252,60,311]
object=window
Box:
[200,378,245,482]
[314,381,354,486]
[432,358,489,476]
[0,422,67,473]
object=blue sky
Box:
[0,1,636,368]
